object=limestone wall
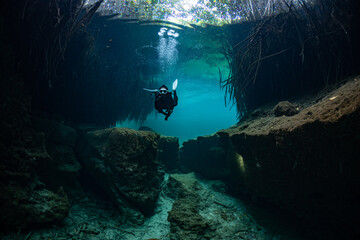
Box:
[180,77,360,237]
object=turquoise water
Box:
[117,76,238,143]
[114,26,238,143]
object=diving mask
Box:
[159,88,168,94]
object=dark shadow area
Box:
[1,0,156,126]
[1,0,359,239]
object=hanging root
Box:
[220,0,353,119]
[22,0,104,87]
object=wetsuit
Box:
[155,91,178,120]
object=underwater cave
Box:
[1,0,360,239]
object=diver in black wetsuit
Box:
[154,85,178,121]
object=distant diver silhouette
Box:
[143,79,178,121]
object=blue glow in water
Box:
[118,77,237,144]
[116,26,237,143]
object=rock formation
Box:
[0,81,70,229]
[77,128,163,224]
[32,118,82,196]
[273,101,299,116]
[167,173,212,240]
[180,135,229,179]
[180,77,360,238]
[0,186,69,228]
[157,136,180,172]
[166,173,276,240]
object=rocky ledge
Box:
[181,77,360,238]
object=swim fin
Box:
[172,79,178,91]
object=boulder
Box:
[157,136,179,172]
[77,127,162,220]
[180,134,229,179]
[273,101,299,116]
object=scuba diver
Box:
[144,79,178,121]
